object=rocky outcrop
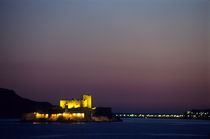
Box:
[0,88,53,118]
[92,107,122,122]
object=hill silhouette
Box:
[0,88,53,118]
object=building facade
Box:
[60,95,92,109]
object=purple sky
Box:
[1,0,209,113]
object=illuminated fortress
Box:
[23,94,120,122]
[27,94,94,122]
[60,95,92,109]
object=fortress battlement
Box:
[60,95,92,109]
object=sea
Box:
[0,118,209,139]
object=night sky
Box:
[1,0,209,113]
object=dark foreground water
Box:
[0,118,209,139]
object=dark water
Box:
[0,118,209,139]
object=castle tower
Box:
[60,94,92,109]
[60,100,67,109]
[82,95,92,108]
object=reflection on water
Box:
[32,122,49,125]
[30,134,67,138]
[0,118,210,139]
[32,121,86,125]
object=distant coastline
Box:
[115,109,210,120]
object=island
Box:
[23,94,121,122]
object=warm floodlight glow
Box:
[34,112,85,121]
[60,95,92,109]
